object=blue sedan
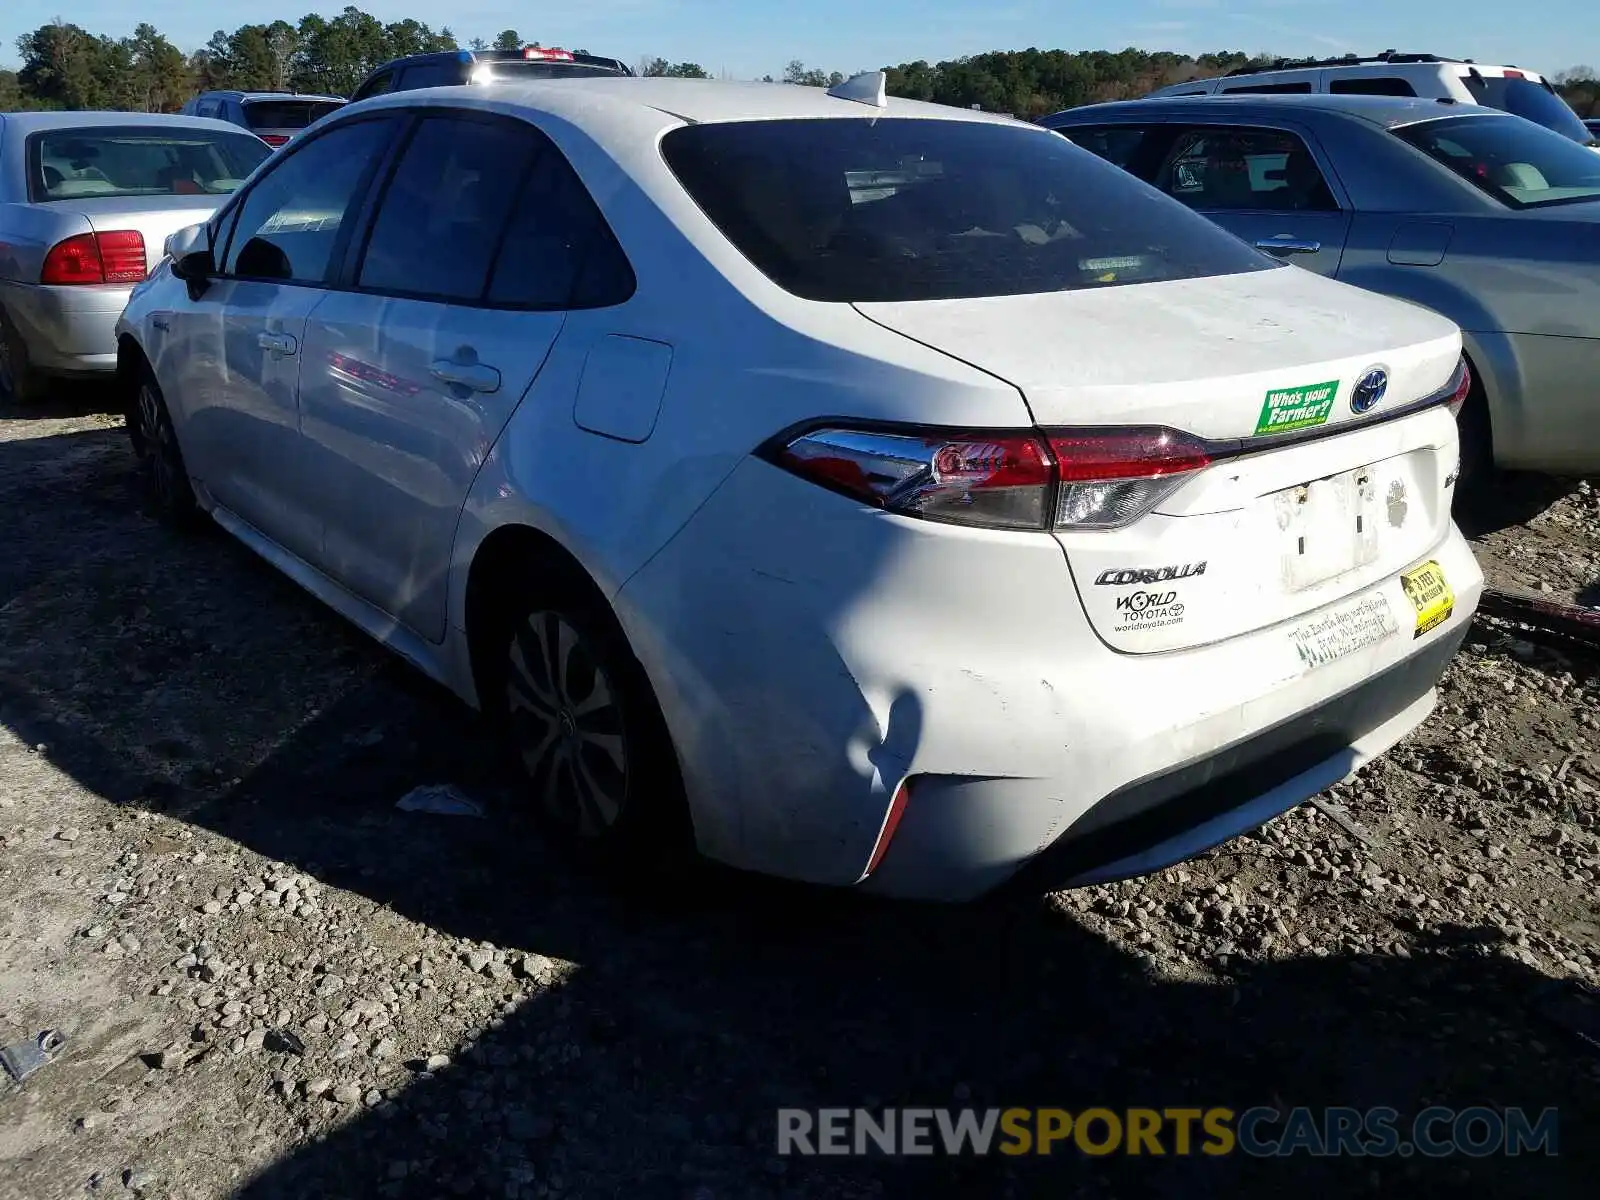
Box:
[1043,94,1600,482]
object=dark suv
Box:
[349,47,632,103]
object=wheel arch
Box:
[462,522,620,715]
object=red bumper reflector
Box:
[863,778,912,878]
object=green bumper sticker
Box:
[1255,379,1339,435]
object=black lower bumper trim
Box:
[1002,624,1469,896]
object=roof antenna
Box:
[827,70,887,108]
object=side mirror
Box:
[171,248,215,300]
[164,221,208,261]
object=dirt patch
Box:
[0,406,1597,1200]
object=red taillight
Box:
[769,424,1212,531]
[1447,357,1472,416]
[39,230,147,286]
[1503,69,1525,79]
[1049,427,1213,529]
[260,133,289,147]
[524,47,574,60]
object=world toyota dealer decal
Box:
[1095,561,1207,633]
[1112,588,1185,630]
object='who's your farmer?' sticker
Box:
[1256,380,1339,436]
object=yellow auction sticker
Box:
[1400,560,1454,638]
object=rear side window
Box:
[26,126,271,202]
[243,100,343,130]
[1329,77,1417,97]
[661,118,1279,303]
[1220,81,1313,94]
[358,116,540,301]
[487,150,635,308]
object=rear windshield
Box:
[1462,75,1598,145]
[242,100,343,130]
[1395,114,1600,209]
[660,118,1281,303]
[26,127,272,203]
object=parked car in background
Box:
[117,75,1478,901]
[180,91,346,147]
[348,46,631,102]
[0,112,271,407]
[1143,52,1600,149]
[1042,94,1600,483]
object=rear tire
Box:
[128,366,200,528]
[0,307,45,410]
[483,565,695,885]
[1454,377,1495,496]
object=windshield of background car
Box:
[26,127,272,202]
[242,100,344,130]
[660,118,1282,303]
[1463,75,1599,145]
[1395,114,1600,209]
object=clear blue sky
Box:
[4,0,1596,83]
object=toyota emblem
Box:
[1351,367,1389,415]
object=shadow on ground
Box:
[1454,471,1580,540]
[0,424,1595,1199]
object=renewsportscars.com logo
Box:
[776,1106,1559,1159]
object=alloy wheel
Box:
[505,610,630,837]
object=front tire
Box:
[128,368,199,527]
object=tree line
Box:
[2,9,1596,120]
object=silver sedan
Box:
[1043,94,1600,482]
[0,111,271,407]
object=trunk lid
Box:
[856,268,1466,654]
[75,196,231,276]
[853,267,1460,438]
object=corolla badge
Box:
[1350,367,1389,415]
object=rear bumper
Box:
[0,280,130,376]
[618,456,1484,902]
[996,624,1463,896]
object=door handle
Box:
[257,331,297,355]
[151,315,170,332]
[1254,236,1322,257]
[430,359,502,394]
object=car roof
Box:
[352,75,1029,128]
[1044,93,1503,130]
[0,110,259,134]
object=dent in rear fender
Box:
[614,457,1089,885]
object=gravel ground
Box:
[0,403,1597,1200]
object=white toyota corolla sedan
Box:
[115,73,1482,901]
